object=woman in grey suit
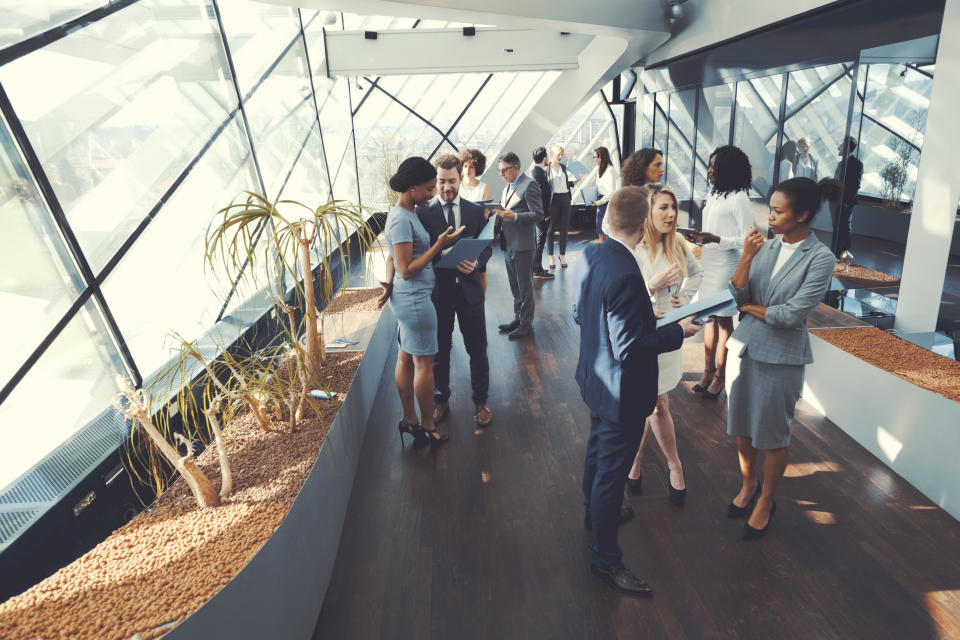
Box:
[379,157,464,449]
[726,177,841,539]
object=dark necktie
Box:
[445,201,456,229]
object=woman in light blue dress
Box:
[378,157,464,449]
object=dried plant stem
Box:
[203,404,233,499]
[299,229,325,383]
[116,377,219,508]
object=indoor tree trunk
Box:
[299,230,324,384]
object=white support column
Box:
[894,0,960,335]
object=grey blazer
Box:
[499,172,544,253]
[729,233,835,365]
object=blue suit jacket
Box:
[572,239,684,425]
[417,197,492,306]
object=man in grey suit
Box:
[494,151,544,340]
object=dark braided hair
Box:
[389,157,437,192]
[774,177,842,223]
[709,145,752,197]
[622,148,662,187]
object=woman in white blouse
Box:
[458,148,491,202]
[691,145,755,399]
[590,146,619,243]
[625,184,704,503]
[793,137,818,180]
[546,145,577,268]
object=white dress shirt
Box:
[549,165,569,194]
[595,167,620,205]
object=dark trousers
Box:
[582,413,644,567]
[434,288,489,405]
[595,202,608,236]
[505,249,535,328]
[534,215,551,271]
[547,192,571,256]
[831,202,854,256]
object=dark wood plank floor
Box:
[315,233,960,640]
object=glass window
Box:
[858,63,932,203]
[0,2,106,50]
[277,122,332,205]
[101,115,259,377]
[0,298,126,491]
[547,92,621,204]
[639,92,655,149]
[654,92,669,156]
[733,74,784,200]
[783,63,854,187]
[0,0,238,275]
[216,1,302,100]
[240,38,317,199]
[668,91,696,226]
[0,115,86,389]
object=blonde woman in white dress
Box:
[625,184,704,504]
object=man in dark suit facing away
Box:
[572,186,700,596]
[530,146,554,279]
[417,154,493,428]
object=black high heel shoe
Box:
[727,481,762,518]
[398,420,425,448]
[700,376,725,400]
[743,500,776,540]
[668,483,687,506]
[691,369,716,393]
[421,427,449,449]
[625,473,643,496]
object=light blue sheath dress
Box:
[385,204,438,356]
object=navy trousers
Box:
[582,413,645,567]
[433,287,489,406]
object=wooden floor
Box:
[314,234,960,640]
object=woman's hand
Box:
[743,228,765,259]
[671,293,681,308]
[647,264,681,292]
[437,225,466,247]
[376,281,392,309]
[699,231,721,244]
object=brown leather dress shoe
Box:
[475,404,492,428]
[432,402,450,425]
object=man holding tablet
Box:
[417,154,493,428]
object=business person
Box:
[832,135,863,257]
[546,145,575,268]
[531,146,555,278]
[573,186,700,596]
[601,148,664,236]
[496,151,544,340]
[378,157,464,449]
[417,154,493,428]
[625,184,704,503]
[726,177,841,539]
[692,145,754,400]
[591,146,619,242]
[458,148,491,202]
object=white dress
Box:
[632,235,705,394]
[459,180,489,202]
[699,190,753,317]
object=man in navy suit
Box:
[417,154,493,428]
[572,186,700,596]
[530,146,554,278]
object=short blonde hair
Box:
[606,186,649,235]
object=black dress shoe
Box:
[590,562,653,597]
[584,505,634,530]
[533,269,554,279]
[625,474,643,496]
[508,325,534,340]
[498,319,520,334]
[727,481,762,518]
[744,500,776,540]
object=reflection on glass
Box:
[0,298,126,491]
[654,93,669,159]
[0,2,106,50]
[0,116,85,389]
[216,1,301,100]
[546,92,621,201]
[667,91,695,217]
[783,63,853,187]
[695,84,733,209]
[241,37,316,199]
[858,63,932,203]
[102,115,259,377]
[733,74,784,199]
[0,0,237,274]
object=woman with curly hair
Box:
[458,148,491,202]
[601,148,664,237]
[692,145,754,399]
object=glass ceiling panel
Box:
[0,2,107,51]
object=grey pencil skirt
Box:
[727,354,804,450]
[390,289,438,357]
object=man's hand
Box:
[496,208,517,221]
[679,315,702,338]
[376,281,392,309]
[456,259,478,275]
[698,231,721,244]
